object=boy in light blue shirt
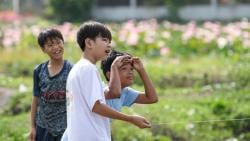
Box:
[101,50,158,112]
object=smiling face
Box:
[42,38,64,60]
[118,62,134,88]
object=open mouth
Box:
[53,49,63,56]
[127,76,134,81]
[54,50,62,55]
[105,49,110,54]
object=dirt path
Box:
[0,87,15,109]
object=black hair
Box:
[101,50,125,81]
[77,21,112,51]
[37,28,64,48]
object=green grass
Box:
[0,47,249,141]
[111,88,250,141]
[0,113,29,141]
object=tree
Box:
[49,0,93,23]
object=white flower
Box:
[185,123,195,130]
[187,109,195,116]
[225,138,238,141]
[19,84,27,93]
[217,37,228,49]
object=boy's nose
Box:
[53,43,61,49]
[107,45,111,48]
[129,70,134,74]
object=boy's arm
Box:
[28,96,38,141]
[105,55,131,99]
[133,58,158,104]
[105,63,121,99]
[92,100,151,128]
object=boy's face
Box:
[118,63,134,87]
[42,38,64,60]
[92,36,111,61]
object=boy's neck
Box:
[121,85,127,89]
[82,53,97,64]
[49,59,64,66]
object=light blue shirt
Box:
[106,87,139,111]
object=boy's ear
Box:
[85,38,93,49]
[41,47,46,53]
[106,72,110,80]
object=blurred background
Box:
[0,0,250,141]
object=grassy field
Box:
[0,20,250,141]
[0,48,249,141]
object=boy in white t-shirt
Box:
[61,21,150,141]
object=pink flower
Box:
[145,31,155,44]
[160,47,170,56]
[3,28,21,47]
[127,32,138,46]
[119,29,128,42]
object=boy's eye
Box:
[120,67,126,71]
[56,40,63,44]
[102,38,109,42]
[47,44,53,47]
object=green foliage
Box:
[229,113,250,136]
[229,53,250,89]
[164,0,184,21]
[110,88,250,141]
[49,0,93,23]
[2,91,32,116]
[0,75,31,88]
[0,48,46,77]
[0,114,29,141]
[211,100,232,116]
[0,21,250,141]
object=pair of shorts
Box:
[36,125,63,141]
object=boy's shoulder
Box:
[64,59,74,69]
[122,87,139,95]
[34,61,48,72]
[76,59,96,69]
[70,59,97,75]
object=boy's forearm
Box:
[92,101,131,122]
[137,68,158,102]
[30,96,37,128]
[106,65,121,99]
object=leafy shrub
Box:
[229,53,250,89]
[0,114,29,141]
[2,91,31,116]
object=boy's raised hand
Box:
[132,57,144,72]
[129,115,151,128]
[112,55,132,68]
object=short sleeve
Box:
[33,65,41,97]
[122,87,139,107]
[65,60,73,70]
[80,66,104,111]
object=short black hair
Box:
[101,50,125,81]
[77,21,112,51]
[37,28,64,48]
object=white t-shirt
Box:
[61,58,111,141]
